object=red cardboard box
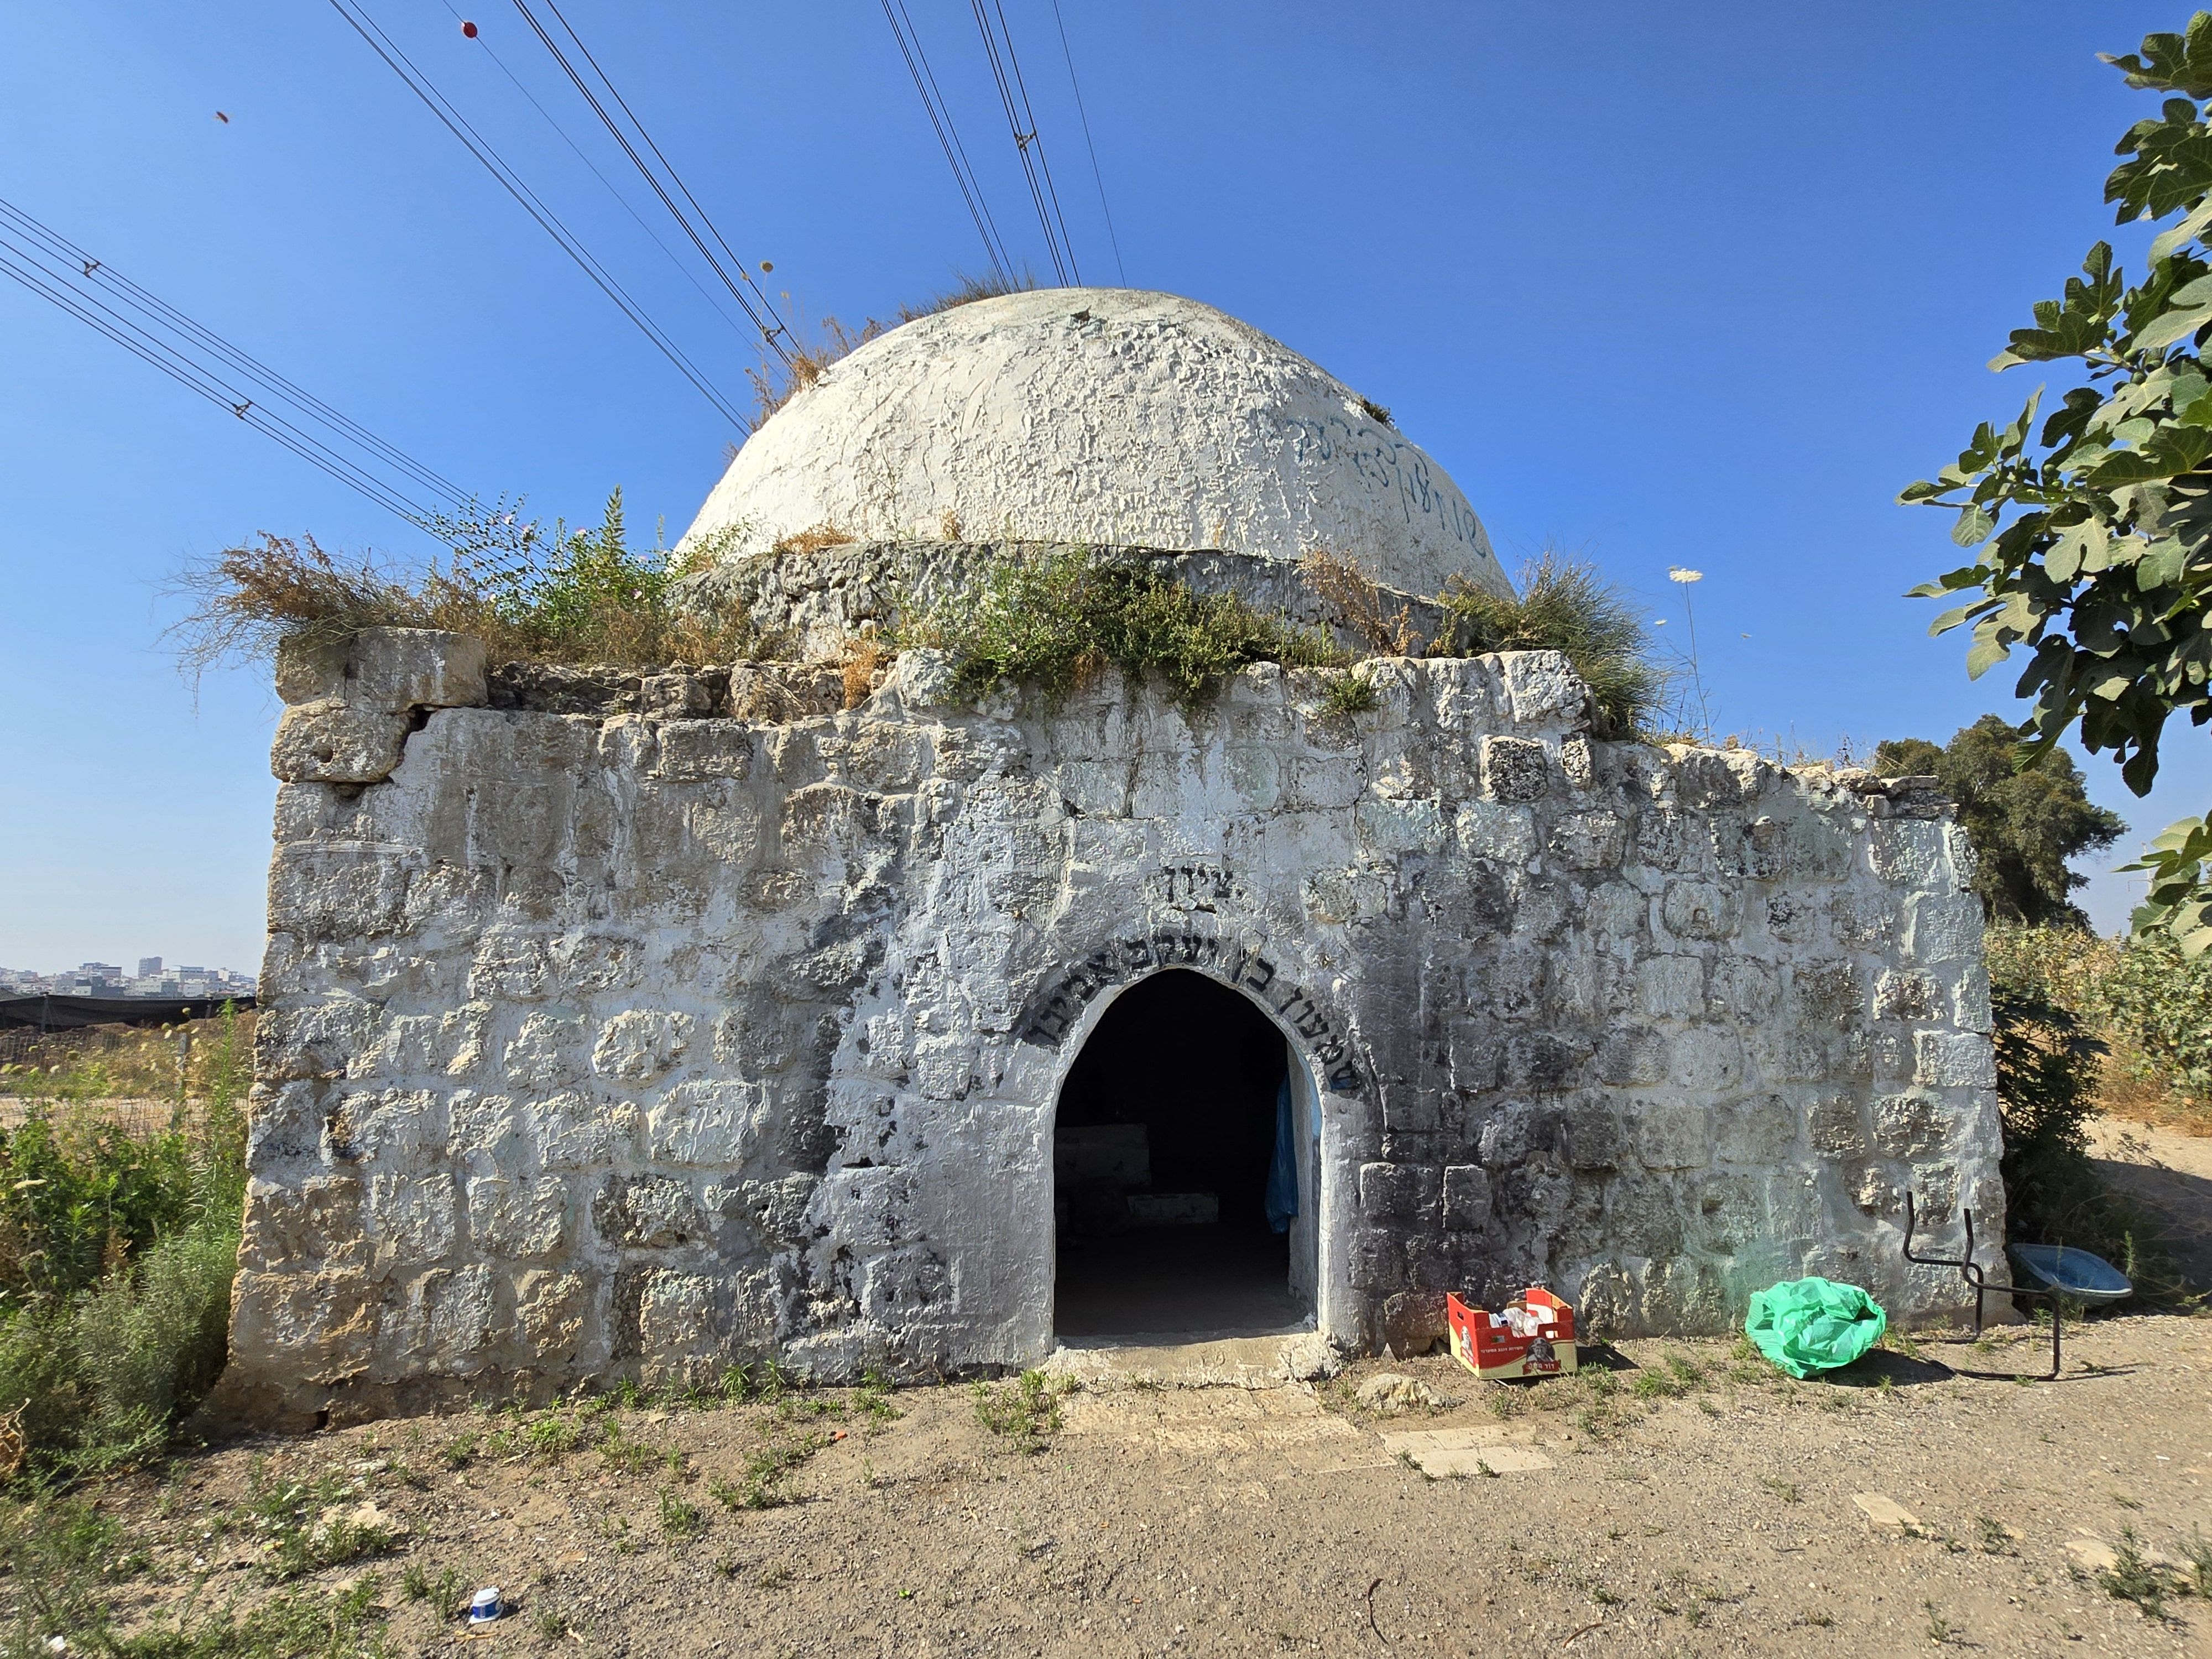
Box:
[1447,1288,1578,1380]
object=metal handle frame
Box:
[1901,1192,2063,1381]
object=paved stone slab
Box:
[1850,1491,1921,1535]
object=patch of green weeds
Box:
[242,1464,396,1582]
[440,1431,479,1471]
[1320,671,1379,717]
[0,1494,145,1653]
[973,1370,1063,1453]
[712,1430,832,1510]
[2184,1529,2212,1598]
[1924,1599,1960,1644]
[112,1571,390,1658]
[597,1419,682,1478]
[525,1414,579,1457]
[658,1488,704,1543]
[1759,1477,1801,1503]
[2100,1527,2174,1620]
[905,547,1345,714]
[854,1369,901,1428]
[1975,1516,2013,1556]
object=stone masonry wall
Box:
[217,627,2001,1424]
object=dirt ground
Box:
[2093,1114,2212,1293]
[44,1305,2212,1659]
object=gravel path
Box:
[76,1312,2212,1658]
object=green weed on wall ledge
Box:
[900,546,1347,713]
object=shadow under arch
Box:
[1037,963,1354,1345]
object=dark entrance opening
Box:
[1052,969,1304,1339]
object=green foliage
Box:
[0,1114,193,1306]
[1875,717,2125,925]
[1991,977,2105,1197]
[2099,927,2212,1102]
[1320,671,1380,717]
[905,547,1345,713]
[107,1573,390,1658]
[1986,944,2186,1294]
[971,1370,1062,1453]
[1434,552,1667,736]
[0,1493,143,1657]
[656,1486,704,1542]
[1987,921,2212,1119]
[1901,15,2212,953]
[0,1006,251,1477]
[241,1465,397,1582]
[168,491,763,680]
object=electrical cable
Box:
[325,0,752,430]
[987,0,1079,280]
[436,0,763,349]
[879,0,1013,282]
[1047,0,1125,285]
[0,232,434,525]
[0,196,467,510]
[969,1,1060,282]
[525,0,793,366]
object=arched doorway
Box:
[1051,969,1313,1339]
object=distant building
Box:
[137,956,162,978]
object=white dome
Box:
[682,288,1510,599]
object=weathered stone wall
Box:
[220,627,2000,1423]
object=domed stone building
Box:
[221,290,2000,1420]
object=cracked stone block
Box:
[270,700,411,784]
[515,1270,591,1357]
[276,628,488,712]
[1632,1100,1712,1171]
[1358,1161,1424,1220]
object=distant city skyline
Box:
[0,956,256,996]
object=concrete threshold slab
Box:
[1379,1427,1556,1477]
[1044,1328,1331,1389]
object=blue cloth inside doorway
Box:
[1265,1076,1299,1234]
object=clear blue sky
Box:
[2,1,2202,973]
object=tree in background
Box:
[1875,717,2124,927]
[1903,15,2212,954]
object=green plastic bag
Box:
[1744,1277,1887,1379]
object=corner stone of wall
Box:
[215,629,2002,1425]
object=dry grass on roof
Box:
[164,495,775,680]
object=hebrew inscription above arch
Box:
[1015,927,1366,1096]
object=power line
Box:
[437,0,765,351]
[0,197,466,510]
[513,0,795,368]
[325,0,752,430]
[879,0,1014,282]
[1048,0,1124,286]
[970,0,1078,285]
[0,201,455,526]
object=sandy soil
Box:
[64,1311,2212,1658]
[2093,1115,2212,1293]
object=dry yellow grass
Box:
[770,523,858,558]
[1299,549,1426,656]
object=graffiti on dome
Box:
[1280,411,1490,557]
